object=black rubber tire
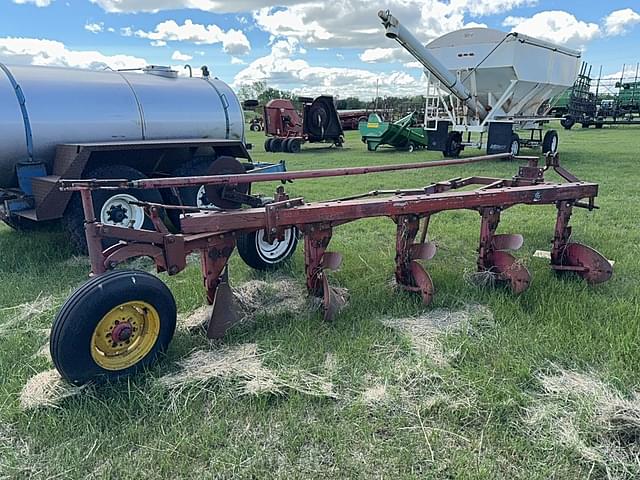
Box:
[560,116,575,130]
[270,138,283,152]
[595,123,604,129]
[50,270,177,385]
[407,142,416,153]
[443,132,462,158]
[282,138,293,153]
[163,159,214,230]
[542,129,559,154]
[288,138,302,154]
[63,165,164,254]
[250,123,260,132]
[509,133,521,156]
[264,138,272,152]
[237,227,298,270]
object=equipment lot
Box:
[0,125,638,478]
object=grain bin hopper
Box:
[378,10,581,157]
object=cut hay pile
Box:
[20,369,87,410]
[381,304,494,366]
[0,293,59,335]
[524,366,640,478]
[159,343,336,399]
[178,278,309,331]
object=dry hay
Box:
[232,278,308,316]
[0,293,58,334]
[524,366,640,478]
[361,383,389,405]
[19,369,87,410]
[381,304,494,366]
[158,343,336,399]
[177,278,309,332]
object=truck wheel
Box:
[288,138,302,153]
[237,227,298,271]
[63,165,164,254]
[50,269,176,385]
[542,130,559,154]
[271,138,283,152]
[443,132,462,158]
[282,138,293,153]
[164,160,214,230]
[264,138,273,152]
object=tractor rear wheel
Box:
[50,269,177,385]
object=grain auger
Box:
[52,152,612,385]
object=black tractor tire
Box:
[63,165,164,254]
[50,269,176,385]
[264,138,272,152]
[560,116,575,130]
[270,138,283,152]
[163,159,214,230]
[542,129,559,154]
[250,123,260,132]
[282,138,293,153]
[407,142,417,153]
[288,138,302,153]
[443,132,463,158]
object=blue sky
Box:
[1,0,640,98]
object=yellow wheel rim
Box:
[91,301,160,371]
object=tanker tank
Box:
[0,64,245,188]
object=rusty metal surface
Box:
[69,154,611,337]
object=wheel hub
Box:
[106,204,128,224]
[111,322,133,342]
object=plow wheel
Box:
[554,242,613,284]
[50,270,176,385]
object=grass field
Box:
[1,125,639,479]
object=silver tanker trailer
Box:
[379,10,581,157]
[0,63,297,268]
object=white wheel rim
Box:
[511,140,519,155]
[100,193,145,229]
[550,136,558,152]
[255,228,295,263]
[196,185,213,208]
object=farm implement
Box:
[359,111,429,152]
[51,153,612,385]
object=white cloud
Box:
[0,37,147,70]
[134,19,250,55]
[230,56,245,65]
[120,27,133,37]
[359,48,397,63]
[107,27,115,33]
[503,11,600,48]
[13,0,53,6]
[171,50,192,61]
[604,8,640,36]
[233,38,422,99]
[84,22,104,34]
[150,40,167,47]
[404,61,424,69]
[90,0,287,14]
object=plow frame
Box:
[60,152,612,340]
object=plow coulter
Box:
[51,153,612,385]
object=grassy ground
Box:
[1,125,639,479]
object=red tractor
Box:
[263,96,344,153]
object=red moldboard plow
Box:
[60,153,612,340]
